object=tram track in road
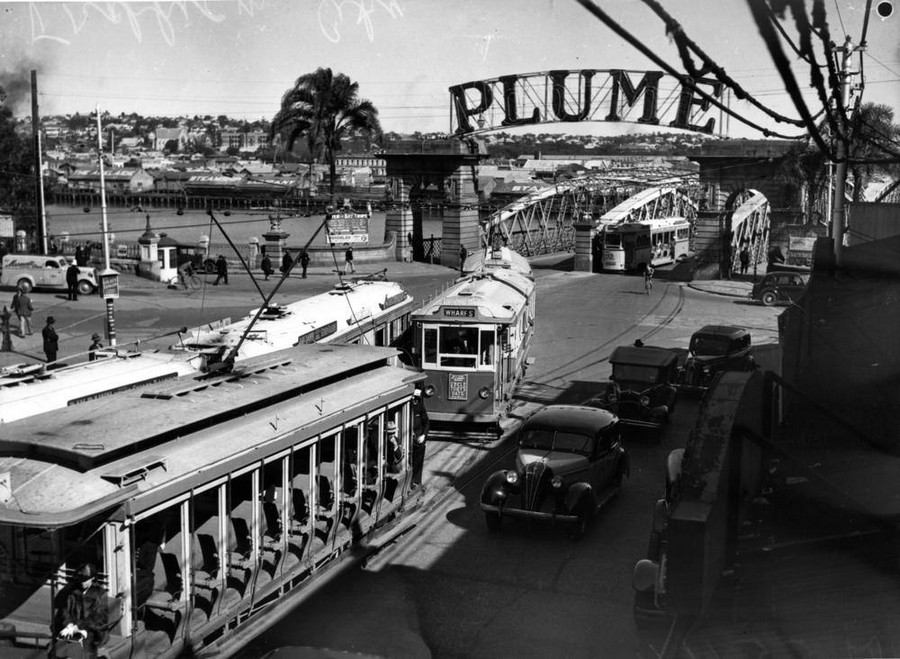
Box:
[538,281,686,387]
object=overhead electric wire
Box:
[746,0,837,157]
[572,0,809,140]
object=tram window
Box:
[317,435,338,514]
[604,233,621,247]
[262,460,285,545]
[228,472,256,563]
[480,329,495,366]
[290,446,312,528]
[636,233,650,248]
[342,426,360,496]
[375,327,386,347]
[424,328,438,364]
[441,326,477,355]
[134,507,182,609]
[190,488,222,607]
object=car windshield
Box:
[690,336,731,356]
[611,364,661,384]
[519,428,593,454]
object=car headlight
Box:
[423,384,436,397]
[607,393,618,404]
[505,471,519,485]
[640,396,650,407]
[478,386,491,399]
[702,366,711,374]
[551,476,564,489]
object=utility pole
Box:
[96,106,120,347]
[31,70,46,254]
[830,35,864,265]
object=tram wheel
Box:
[485,512,501,533]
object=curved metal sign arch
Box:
[450,69,725,136]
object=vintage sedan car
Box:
[480,404,629,539]
[585,345,680,434]
[750,271,809,306]
[681,325,756,391]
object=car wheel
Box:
[203,259,217,274]
[485,512,501,533]
[761,291,777,306]
[17,278,33,294]
[77,280,95,296]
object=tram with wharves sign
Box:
[0,344,424,658]
[600,217,692,273]
[411,246,535,437]
[0,278,414,425]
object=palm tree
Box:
[270,68,382,204]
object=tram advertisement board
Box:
[327,212,369,244]
[448,373,468,401]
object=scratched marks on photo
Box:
[317,0,403,43]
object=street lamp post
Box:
[96,105,119,347]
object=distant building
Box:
[67,167,155,194]
[154,127,187,152]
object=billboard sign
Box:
[327,212,369,244]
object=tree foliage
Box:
[270,67,382,200]
[0,85,36,232]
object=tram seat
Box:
[288,484,310,529]
[317,463,335,512]
[143,544,185,614]
[190,519,220,592]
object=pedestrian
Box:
[260,254,273,281]
[459,244,467,272]
[12,286,33,336]
[66,262,80,301]
[88,333,103,361]
[739,247,750,275]
[54,563,108,659]
[213,255,228,285]
[43,316,59,364]
[344,244,355,274]
[643,262,654,294]
[281,251,293,276]
[385,420,403,474]
[411,388,430,486]
[299,249,310,278]
[74,245,85,267]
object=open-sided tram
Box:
[0,344,424,658]
[411,246,535,437]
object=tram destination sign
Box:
[448,373,468,401]
[450,69,724,135]
[442,307,476,318]
[327,212,369,245]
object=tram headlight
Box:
[478,386,491,399]
[505,471,519,485]
[640,396,650,407]
[423,384,436,398]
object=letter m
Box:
[605,70,664,124]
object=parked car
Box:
[681,325,755,391]
[751,271,809,306]
[480,404,629,539]
[585,345,680,435]
[632,448,684,628]
[0,254,99,294]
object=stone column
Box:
[442,166,481,271]
[573,221,596,272]
[262,215,289,267]
[385,177,414,262]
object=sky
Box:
[0,0,898,140]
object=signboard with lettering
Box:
[296,320,338,345]
[442,307,476,318]
[0,214,13,238]
[327,212,369,244]
[448,373,468,401]
[380,292,407,310]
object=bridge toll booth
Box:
[382,139,487,270]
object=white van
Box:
[0,254,99,294]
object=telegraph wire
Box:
[573,0,810,140]
[746,0,836,157]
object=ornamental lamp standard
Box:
[96,105,119,347]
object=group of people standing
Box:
[260,249,311,281]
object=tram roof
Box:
[413,269,533,322]
[461,246,533,280]
[0,344,417,527]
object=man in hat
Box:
[411,388,430,486]
[213,254,228,285]
[66,261,80,301]
[88,333,104,361]
[42,316,59,364]
[385,419,403,473]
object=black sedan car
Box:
[480,405,629,539]
[585,345,680,435]
[681,325,756,391]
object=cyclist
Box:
[643,263,654,294]
[177,261,195,289]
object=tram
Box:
[0,279,414,424]
[0,344,424,658]
[600,217,692,272]
[411,246,535,436]
[175,278,414,359]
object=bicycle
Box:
[169,273,202,290]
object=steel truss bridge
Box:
[724,190,770,271]
[478,174,700,255]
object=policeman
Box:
[411,388,430,486]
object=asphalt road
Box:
[234,258,785,659]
